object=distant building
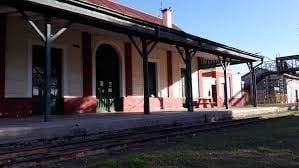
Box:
[285,74,299,103]
[242,68,299,104]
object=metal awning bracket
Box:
[175,45,186,63]
[128,35,142,56]
[51,21,73,41]
[127,35,158,115]
[217,56,230,70]
[128,35,158,59]
[190,49,198,59]
[18,8,46,41]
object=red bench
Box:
[198,97,215,108]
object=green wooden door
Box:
[32,45,63,116]
[96,44,120,112]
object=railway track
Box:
[0,117,279,168]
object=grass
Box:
[89,115,299,168]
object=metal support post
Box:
[19,10,72,121]
[141,39,150,114]
[129,35,158,114]
[247,62,257,107]
[44,16,52,122]
[176,46,197,112]
[219,56,230,109]
[185,51,194,112]
[223,61,229,109]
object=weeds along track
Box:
[0,116,283,168]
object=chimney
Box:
[162,7,172,28]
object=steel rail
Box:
[0,116,288,167]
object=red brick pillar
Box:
[215,71,222,107]
[0,15,6,115]
[125,43,133,96]
[0,15,5,99]
[167,51,173,97]
[64,32,96,114]
[80,32,97,113]
[197,58,202,98]
[82,32,93,97]
[229,74,233,105]
[122,43,133,111]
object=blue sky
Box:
[116,0,299,74]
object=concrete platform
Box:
[0,106,292,144]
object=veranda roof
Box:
[1,0,263,65]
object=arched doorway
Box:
[96,44,121,112]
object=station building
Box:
[0,0,261,118]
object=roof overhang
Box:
[0,0,263,64]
